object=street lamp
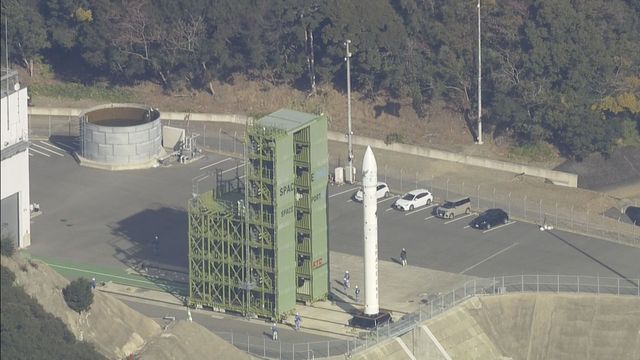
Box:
[344,39,354,183]
[476,0,483,145]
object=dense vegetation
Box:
[63,277,94,313]
[0,266,105,360]
[1,0,639,159]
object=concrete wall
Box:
[1,87,29,150]
[1,150,30,248]
[327,133,578,188]
[1,84,30,248]
[28,107,577,187]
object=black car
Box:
[471,209,509,230]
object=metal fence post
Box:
[446,178,450,200]
[521,274,524,292]
[233,131,237,154]
[263,338,266,358]
[307,343,310,359]
[493,188,496,208]
[493,276,496,294]
[571,206,574,229]
[539,199,543,224]
[247,335,250,353]
[577,275,580,293]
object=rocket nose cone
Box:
[362,146,377,173]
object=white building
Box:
[1,68,30,248]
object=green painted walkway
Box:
[24,253,188,296]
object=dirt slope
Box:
[429,293,640,360]
[1,255,161,358]
[2,254,256,359]
[139,320,253,360]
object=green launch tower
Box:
[188,109,329,319]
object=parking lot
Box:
[28,147,640,287]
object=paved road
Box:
[29,146,640,282]
[117,296,348,359]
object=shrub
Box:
[0,232,16,257]
[63,278,94,313]
[385,133,405,145]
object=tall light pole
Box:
[476,0,483,144]
[345,39,354,182]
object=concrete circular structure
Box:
[78,104,162,169]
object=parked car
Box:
[354,182,390,202]
[393,189,433,211]
[471,208,509,230]
[435,197,472,219]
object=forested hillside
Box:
[1,0,639,159]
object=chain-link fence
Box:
[328,159,640,247]
[215,274,638,359]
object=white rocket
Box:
[362,146,379,315]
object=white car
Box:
[354,182,390,202]
[393,189,433,211]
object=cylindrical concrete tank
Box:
[79,104,162,168]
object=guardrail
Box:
[212,274,639,360]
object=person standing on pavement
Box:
[153,234,160,254]
[354,285,360,303]
[400,248,407,267]
[91,277,96,290]
[294,312,301,331]
[271,322,278,341]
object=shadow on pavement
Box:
[547,230,638,287]
[109,206,190,298]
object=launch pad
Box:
[349,311,392,329]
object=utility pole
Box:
[345,39,355,183]
[476,0,483,144]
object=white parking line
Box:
[52,141,74,150]
[464,225,470,229]
[444,213,474,224]
[424,215,435,220]
[220,163,245,175]
[39,141,68,153]
[459,242,519,274]
[385,208,394,212]
[482,221,516,233]
[200,157,232,170]
[30,148,51,157]
[329,187,359,198]
[377,195,398,204]
[29,153,34,157]
[404,204,436,216]
[32,142,64,156]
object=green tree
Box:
[63,277,94,313]
[0,0,50,76]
